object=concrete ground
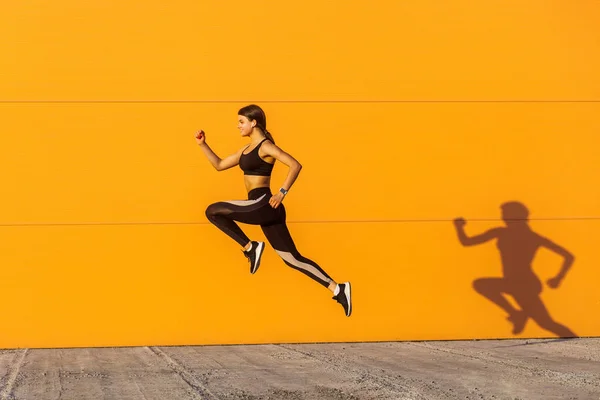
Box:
[1,338,599,400]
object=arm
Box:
[453,218,500,246]
[260,141,302,208]
[199,143,245,171]
[540,236,575,288]
[195,130,244,171]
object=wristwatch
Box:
[279,187,288,196]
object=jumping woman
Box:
[194,104,352,317]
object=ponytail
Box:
[263,128,275,144]
[257,123,275,144]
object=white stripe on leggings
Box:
[274,250,332,285]
[223,194,267,206]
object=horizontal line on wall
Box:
[0,217,599,227]
[0,100,599,104]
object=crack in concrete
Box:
[0,349,28,400]
[146,347,219,400]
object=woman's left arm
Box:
[261,141,302,208]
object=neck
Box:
[250,130,266,143]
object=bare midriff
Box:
[244,175,271,193]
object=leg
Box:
[473,278,527,334]
[205,205,250,247]
[205,193,273,248]
[261,221,335,289]
[260,207,352,317]
[205,191,275,273]
[513,293,577,338]
[473,278,518,315]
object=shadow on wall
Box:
[453,201,577,338]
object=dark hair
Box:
[238,104,275,144]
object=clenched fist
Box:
[195,130,206,145]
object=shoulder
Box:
[260,139,281,154]
[261,138,276,147]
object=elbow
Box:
[458,238,473,247]
[565,253,575,264]
[296,162,303,172]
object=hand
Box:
[453,217,467,229]
[547,276,562,289]
[194,130,206,145]
[269,192,285,209]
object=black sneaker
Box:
[332,282,352,317]
[243,241,265,274]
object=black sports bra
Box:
[239,139,274,176]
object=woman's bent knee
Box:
[205,203,219,219]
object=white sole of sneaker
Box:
[344,282,352,317]
[251,242,264,274]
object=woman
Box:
[194,104,352,317]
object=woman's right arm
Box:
[195,130,243,171]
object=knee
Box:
[205,203,218,220]
[472,279,489,294]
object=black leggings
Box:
[205,187,334,288]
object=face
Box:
[237,115,255,137]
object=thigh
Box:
[473,277,508,292]
[207,195,279,226]
[507,276,542,297]
[260,206,296,252]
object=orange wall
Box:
[0,1,599,348]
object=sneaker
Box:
[243,241,265,274]
[332,282,352,317]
